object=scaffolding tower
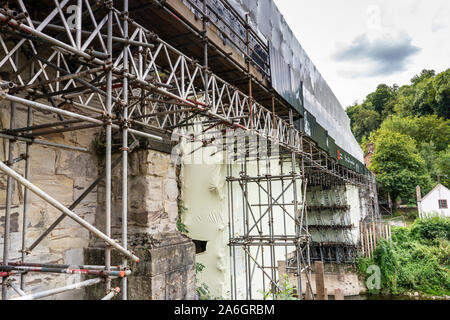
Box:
[0,0,375,300]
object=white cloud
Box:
[273,0,450,107]
[333,32,420,77]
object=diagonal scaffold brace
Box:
[0,160,139,263]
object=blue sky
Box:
[273,0,450,108]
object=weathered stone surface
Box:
[164,179,178,202]
[0,211,19,232]
[0,103,195,300]
[84,232,196,300]
[0,104,100,298]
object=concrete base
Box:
[84,232,196,300]
[279,262,366,297]
[298,271,366,297]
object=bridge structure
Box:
[0,0,379,300]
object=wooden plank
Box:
[365,223,370,258]
[314,261,326,300]
[372,222,377,249]
[360,221,365,256]
[277,260,287,280]
[305,283,312,300]
[334,288,345,300]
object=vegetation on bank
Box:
[346,69,450,204]
[358,217,450,296]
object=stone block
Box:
[164,179,178,202]
[147,176,163,201]
[84,232,195,300]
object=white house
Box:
[417,184,450,218]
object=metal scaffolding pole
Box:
[288,110,301,299]
[121,0,129,301]
[19,58,34,291]
[104,4,113,293]
[1,54,17,300]
[11,277,108,300]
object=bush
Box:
[410,216,450,242]
[359,217,450,296]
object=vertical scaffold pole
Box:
[2,51,18,300]
[105,2,113,293]
[21,62,33,290]
[121,0,129,300]
[301,156,314,299]
[202,0,209,106]
[245,13,253,129]
[289,110,302,300]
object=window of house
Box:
[438,199,448,209]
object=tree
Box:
[437,147,450,188]
[413,77,437,117]
[346,104,380,143]
[411,69,436,86]
[393,85,415,117]
[418,141,439,189]
[432,69,450,119]
[380,115,450,152]
[364,84,397,119]
[369,130,431,203]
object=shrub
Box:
[359,217,450,296]
[410,216,450,242]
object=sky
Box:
[273,0,450,108]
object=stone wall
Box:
[87,148,196,299]
[0,102,196,300]
[0,103,99,299]
[85,232,196,300]
[93,149,180,238]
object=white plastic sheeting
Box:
[223,0,364,161]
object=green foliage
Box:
[347,68,449,202]
[437,146,450,187]
[347,104,381,143]
[177,203,189,233]
[410,216,450,243]
[380,115,450,152]
[195,263,212,300]
[433,69,450,119]
[369,130,431,201]
[259,274,297,300]
[359,218,450,296]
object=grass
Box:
[358,216,450,296]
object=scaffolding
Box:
[0,0,375,300]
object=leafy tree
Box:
[363,84,398,119]
[346,104,380,143]
[437,147,450,188]
[413,76,437,117]
[380,115,450,152]
[411,69,436,86]
[369,130,431,203]
[346,69,449,203]
[393,85,416,117]
[418,142,439,190]
[432,69,450,119]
